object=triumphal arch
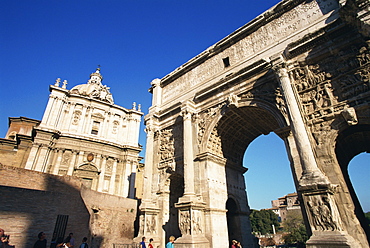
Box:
[138,0,370,247]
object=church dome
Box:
[70,68,114,104]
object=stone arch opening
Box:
[214,104,284,166]
[243,132,294,210]
[204,102,289,246]
[348,153,370,212]
[335,124,370,241]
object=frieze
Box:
[191,210,203,235]
[291,42,370,123]
[239,81,278,103]
[162,0,338,104]
[157,166,173,192]
[57,139,125,153]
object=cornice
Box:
[160,0,307,86]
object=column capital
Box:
[181,100,197,120]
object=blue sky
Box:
[1,0,368,211]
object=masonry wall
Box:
[0,164,138,248]
[0,135,33,169]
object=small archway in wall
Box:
[335,124,370,241]
[226,198,241,244]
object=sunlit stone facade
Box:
[24,69,143,197]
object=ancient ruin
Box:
[138,0,370,247]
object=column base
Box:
[298,170,331,191]
[306,231,361,248]
[174,235,210,248]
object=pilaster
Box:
[108,158,117,195]
[97,155,107,192]
[67,150,78,176]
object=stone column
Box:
[41,95,57,127]
[65,103,76,131]
[141,117,157,203]
[273,58,362,248]
[92,154,102,191]
[108,159,117,195]
[180,101,197,199]
[135,114,161,245]
[98,156,107,192]
[273,62,329,188]
[50,97,64,129]
[34,144,49,172]
[79,105,89,134]
[55,99,67,130]
[25,144,40,170]
[53,149,64,175]
[103,111,112,138]
[67,150,78,176]
[175,101,209,248]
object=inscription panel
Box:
[161,0,339,103]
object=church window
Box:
[112,121,119,134]
[91,121,100,135]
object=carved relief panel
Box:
[305,193,343,232]
[179,209,204,236]
[291,41,370,126]
[145,214,157,235]
[158,128,175,164]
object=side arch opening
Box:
[336,124,370,241]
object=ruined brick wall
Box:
[0,164,138,248]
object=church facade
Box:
[2,68,143,198]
